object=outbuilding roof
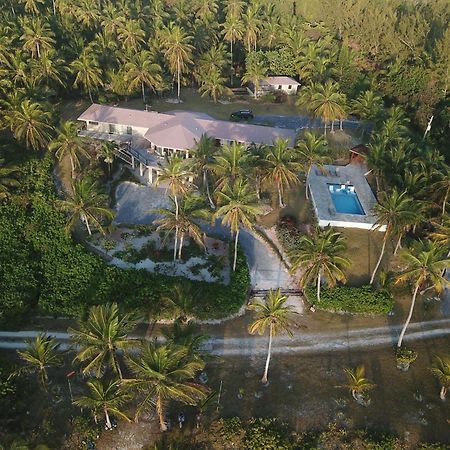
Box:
[264,76,300,86]
[78,104,297,149]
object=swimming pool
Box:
[328,184,365,215]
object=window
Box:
[126,126,132,135]
[108,124,116,134]
[278,85,282,90]
[288,85,292,89]
[89,121,98,126]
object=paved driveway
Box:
[114,182,295,290]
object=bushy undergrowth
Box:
[306,285,394,314]
[0,155,249,324]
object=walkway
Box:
[113,182,296,291]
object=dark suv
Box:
[230,109,254,121]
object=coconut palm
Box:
[210,142,255,191]
[3,99,53,150]
[296,131,330,199]
[161,281,201,323]
[0,159,20,201]
[161,319,207,358]
[351,90,384,135]
[124,50,163,103]
[261,139,300,207]
[242,4,261,52]
[56,179,114,236]
[124,342,208,430]
[20,17,55,59]
[214,178,261,271]
[31,50,67,87]
[370,189,417,285]
[17,333,63,391]
[289,227,351,302]
[160,22,194,101]
[429,216,450,256]
[97,140,117,177]
[198,67,228,103]
[248,289,298,384]
[241,57,267,99]
[156,156,193,260]
[117,19,145,54]
[153,194,208,259]
[342,365,375,403]
[430,163,450,217]
[221,14,244,84]
[49,121,90,178]
[431,355,450,400]
[309,80,346,135]
[75,378,131,429]
[189,134,217,208]
[20,0,45,15]
[70,48,103,103]
[395,241,449,348]
[69,303,139,380]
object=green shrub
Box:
[305,285,394,314]
[244,418,293,450]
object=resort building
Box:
[308,163,385,231]
[247,76,301,97]
[78,104,297,184]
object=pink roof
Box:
[265,76,300,86]
[78,104,297,149]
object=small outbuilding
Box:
[349,144,370,164]
[247,76,301,97]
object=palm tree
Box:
[189,134,217,208]
[124,50,163,103]
[241,57,267,99]
[161,319,207,358]
[75,378,130,429]
[431,355,450,400]
[20,0,45,15]
[261,139,300,207]
[57,179,114,236]
[97,140,117,177]
[242,4,261,52]
[342,365,375,403]
[20,18,55,59]
[248,289,297,384]
[429,216,450,256]
[210,142,254,191]
[289,227,351,302]
[161,281,201,323]
[70,48,103,103]
[17,333,63,391]
[222,14,244,84]
[69,303,139,380]
[214,178,261,271]
[160,22,194,101]
[3,99,53,150]
[153,194,208,260]
[351,90,384,136]
[430,163,450,217]
[124,342,207,430]
[156,156,193,260]
[198,67,228,103]
[309,80,346,135]
[395,241,449,348]
[370,189,417,285]
[117,19,145,55]
[0,159,20,201]
[49,121,89,178]
[296,131,330,199]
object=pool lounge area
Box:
[308,163,386,231]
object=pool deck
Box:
[308,163,386,231]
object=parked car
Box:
[230,109,254,121]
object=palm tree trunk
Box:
[323,122,327,136]
[178,232,184,259]
[442,188,448,217]
[141,81,146,103]
[351,389,359,402]
[104,407,112,429]
[261,324,272,384]
[204,171,215,208]
[37,42,40,59]
[394,234,402,255]
[173,194,179,261]
[233,229,239,271]
[70,155,75,179]
[340,119,343,130]
[88,86,94,104]
[230,39,233,86]
[331,121,335,132]
[277,182,284,208]
[177,55,181,101]
[156,394,167,431]
[440,385,447,400]
[83,214,92,236]
[112,349,123,380]
[52,0,56,15]
[397,283,420,348]
[317,272,321,302]
[370,232,387,285]
[305,167,311,200]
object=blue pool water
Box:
[328,184,365,215]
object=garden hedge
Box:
[305,285,394,315]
